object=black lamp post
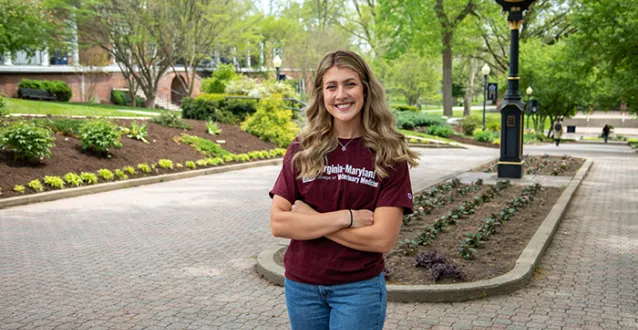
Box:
[525,86,533,129]
[273,54,282,82]
[481,64,491,130]
[495,0,536,179]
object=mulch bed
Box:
[274,180,566,285]
[474,155,585,177]
[446,134,500,149]
[0,117,276,199]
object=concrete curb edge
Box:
[0,159,283,210]
[256,158,593,302]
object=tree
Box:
[151,0,257,98]
[385,51,440,106]
[77,0,171,108]
[0,0,67,57]
[378,0,478,116]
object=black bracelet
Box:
[348,209,353,228]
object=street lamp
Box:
[273,54,282,82]
[525,86,533,129]
[481,64,491,130]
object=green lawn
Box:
[400,129,457,144]
[7,98,163,117]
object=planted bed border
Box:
[256,158,593,302]
[0,158,283,210]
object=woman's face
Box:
[322,66,365,124]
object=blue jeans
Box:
[284,273,387,330]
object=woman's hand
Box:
[291,200,319,214]
[350,209,374,228]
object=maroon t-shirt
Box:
[269,137,414,285]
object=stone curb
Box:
[256,158,592,302]
[0,159,283,210]
[408,143,464,149]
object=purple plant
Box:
[415,249,447,268]
[431,263,465,281]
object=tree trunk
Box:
[464,58,476,117]
[442,32,454,117]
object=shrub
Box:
[261,81,298,99]
[237,153,250,162]
[224,76,258,95]
[427,125,454,138]
[394,105,418,112]
[201,63,237,93]
[158,159,173,169]
[473,128,496,143]
[80,172,98,185]
[241,96,299,148]
[393,111,446,130]
[28,179,44,192]
[459,117,481,136]
[181,134,232,157]
[19,79,72,102]
[206,121,222,135]
[0,121,55,161]
[185,161,196,169]
[13,185,25,194]
[43,176,65,189]
[35,118,84,137]
[224,98,257,120]
[123,121,149,143]
[98,169,115,181]
[111,90,144,107]
[64,172,83,187]
[79,119,122,154]
[151,111,191,130]
[137,163,152,174]
[114,169,128,180]
[196,159,208,167]
[0,96,9,121]
[181,94,242,123]
[123,166,136,176]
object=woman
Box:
[552,118,563,146]
[269,50,419,330]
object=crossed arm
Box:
[269,195,403,253]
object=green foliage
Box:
[181,94,253,123]
[151,111,191,130]
[196,159,208,167]
[28,179,44,192]
[158,159,174,169]
[241,96,299,147]
[64,172,83,187]
[98,169,114,181]
[79,119,122,154]
[237,153,250,162]
[80,172,98,185]
[427,125,454,138]
[0,121,55,161]
[0,96,9,121]
[459,117,480,136]
[19,79,72,102]
[393,111,445,130]
[137,163,152,174]
[185,160,196,169]
[122,121,149,143]
[110,90,145,107]
[225,76,258,95]
[202,64,237,93]
[13,185,25,194]
[114,169,128,180]
[261,81,298,99]
[473,129,497,143]
[180,134,232,157]
[43,176,65,189]
[34,118,84,137]
[123,166,136,176]
[384,51,441,106]
[206,121,222,135]
[393,105,418,112]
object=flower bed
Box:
[476,154,585,176]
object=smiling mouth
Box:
[335,103,353,111]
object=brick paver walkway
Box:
[0,144,636,329]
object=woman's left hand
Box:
[291,200,319,214]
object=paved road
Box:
[1,144,636,329]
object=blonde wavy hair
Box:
[292,50,419,179]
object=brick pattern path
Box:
[0,144,636,329]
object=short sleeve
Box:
[268,141,299,205]
[376,161,414,215]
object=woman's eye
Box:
[326,85,336,90]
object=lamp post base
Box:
[498,162,524,179]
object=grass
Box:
[6,98,163,118]
[400,129,457,144]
